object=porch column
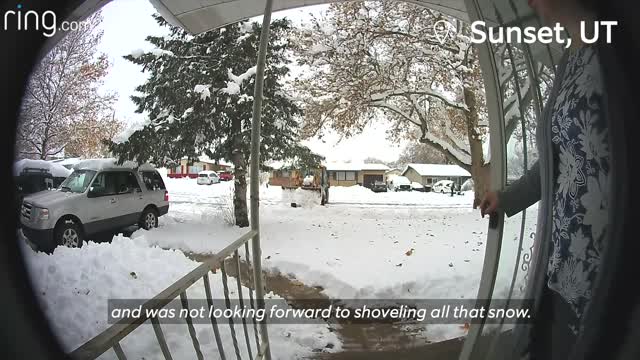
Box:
[249,0,274,359]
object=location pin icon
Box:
[434,19,452,45]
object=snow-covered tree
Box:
[293,2,549,205]
[17,12,115,160]
[293,2,495,204]
[108,16,320,227]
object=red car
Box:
[218,171,234,181]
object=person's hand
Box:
[479,191,499,218]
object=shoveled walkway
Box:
[187,252,469,359]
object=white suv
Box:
[197,170,220,185]
[20,159,169,252]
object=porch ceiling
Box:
[150,0,564,66]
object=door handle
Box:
[110,198,117,204]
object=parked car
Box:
[371,180,388,192]
[15,168,68,215]
[20,160,169,252]
[218,171,234,181]
[432,179,454,193]
[411,182,427,192]
[389,175,411,192]
[197,170,219,185]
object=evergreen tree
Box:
[108,15,320,227]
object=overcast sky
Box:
[96,0,407,164]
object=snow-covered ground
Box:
[21,177,537,356]
[167,177,474,208]
[149,179,537,341]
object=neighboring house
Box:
[167,156,233,178]
[326,163,390,188]
[269,168,302,187]
[402,164,471,187]
[267,160,299,187]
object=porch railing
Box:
[70,229,270,360]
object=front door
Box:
[459,0,560,358]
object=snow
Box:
[155,179,539,342]
[421,132,473,167]
[239,21,254,34]
[113,117,150,144]
[21,237,340,358]
[149,48,175,57]
[130,48,144,59]
[14,159,72,178]
[129,48,174,58]
[220,66,257,95]
[221,81,241,95]
[50,157,82,168]
[236,33,252,43]
[73,158,156,171]
[403,164,471,177]
[483,133,491,164]
[193,84,211,100]
[309,43,331,55]
[181,107,194,118]
[231,66,257,83]
[390,175,411,186]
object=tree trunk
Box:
[231,117,250,227]
[463,87,490,208]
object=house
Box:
[267,160,303,187]
[167,156,233,178]
[326,162,390,188]
[402,164,471,188]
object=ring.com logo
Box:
[3,3,90,38]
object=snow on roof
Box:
[73,158,157,171]
[392,176,411,185]
[325,162,389,171]
[14,159,72,178]
[52,158,82,167]
[403,164,471,177]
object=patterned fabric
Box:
[548,45,609,334]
